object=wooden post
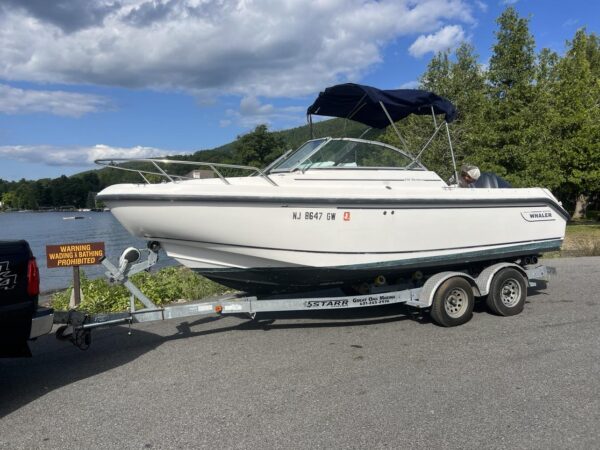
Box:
[70,266,81,309]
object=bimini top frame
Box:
[306,83,460,182]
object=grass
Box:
[545,221,600,258]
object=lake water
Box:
[0,211,175,293]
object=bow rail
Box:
[95,158,278,186]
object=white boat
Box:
[96,84,568,293]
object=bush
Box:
[52,267,231,313]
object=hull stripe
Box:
[155,235,563,256]
[98,194,571,221]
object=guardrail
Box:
[95,158,278,186]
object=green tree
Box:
[551,30,600,218]
[518,48,562,191]
[488,8,536,95]
[421,51,451,95]
[14,182,38,210]
[31,178,53,207]
[482,6,537,183]
[1,191,16,209]
[432,43,487,173]
[232,124,286,168]
[380,43,486,180]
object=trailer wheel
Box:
[430,277,474,327]
[486,268,527,316]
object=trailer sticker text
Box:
[305,299,349,308]
[304,294,398,309]
[351,294,395,306]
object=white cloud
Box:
[0,83,109,117]
[408,25,466,58]
[475,1,488,12]
[0,0,474,98]
[399,80,420,89]
[240,96,275,117]
[0,144,174,166]
[227,96,305,127]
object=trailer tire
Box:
[486,268,527,316]
[430,277,474,327]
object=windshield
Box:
[269,139,327,172]
[269,138,415,172]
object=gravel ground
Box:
[1,257,599,450]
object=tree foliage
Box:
[232,124,286,167]
[550,30,600,216]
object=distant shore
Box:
[1,208,108,213]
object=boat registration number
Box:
[291,211,337,221]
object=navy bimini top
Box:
[307,83,456,128]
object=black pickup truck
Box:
[0,240,54,357]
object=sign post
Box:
[46,242,105,308]
[72,266,81,308]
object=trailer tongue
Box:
[53,243,549,350]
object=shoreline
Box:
[1,209,108,213]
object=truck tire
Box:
[486,268,527,316]
[430,277,474,327]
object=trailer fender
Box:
[475,262,528,297]
[417,272,480,308]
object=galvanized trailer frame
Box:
[53,245,549,350]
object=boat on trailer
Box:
[96,83,568,294]
[53,244,551,346]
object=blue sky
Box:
[0,0,598,181]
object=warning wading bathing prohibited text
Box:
[46,242,105,308]
[46,242,105,268]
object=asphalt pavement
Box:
[1,257,599,449]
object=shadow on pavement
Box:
[171,303,430,338]
[0,327,163,418]
[0,303,429,417]
[2,290,544,417]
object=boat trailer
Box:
[53,244,550,350]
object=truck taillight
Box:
[27,257,40,297]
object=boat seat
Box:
[473,172,512,188]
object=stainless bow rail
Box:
[95,158,278,186]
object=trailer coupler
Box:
[54,310,93,350]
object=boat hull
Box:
[193,238,561,292]
[102,190,567,293]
